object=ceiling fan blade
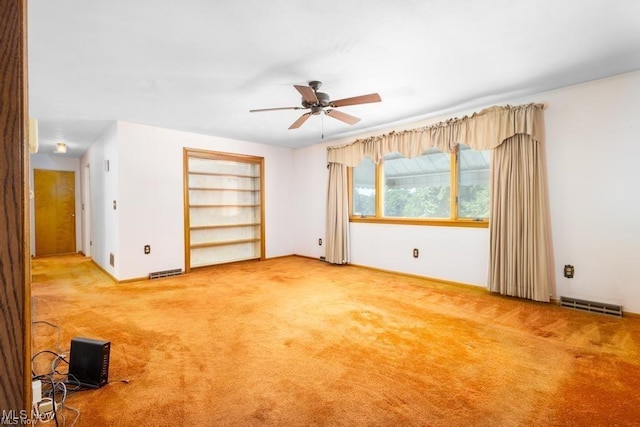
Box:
[326,109,361,125]
[249,106,302,112]
[294,85,318,104]
[288,112,312,129]
[331,93,381,107]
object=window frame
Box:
[348,145,489,228]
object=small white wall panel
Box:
[190,242,260,268]
[189,189,259,206]
[190,225,260,245]
[189,174,259,191]
[189,206,260,228]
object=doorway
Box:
[34,169,77,256]
[82,164,92,257]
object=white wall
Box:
[292,142,329,258]
[293,70,640,314]
[543,71,640,313]
[29,153,82,256]
[111,121,295,280]
[80,123,119,277]
[350,224,489,286]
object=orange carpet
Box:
[30,255,640,426]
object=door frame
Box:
[0,0,31,411]
[82,163,92,257]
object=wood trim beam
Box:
[183,149,191,272]
[0,0,31,412]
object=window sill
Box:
[349,216,489,228]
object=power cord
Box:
[32,320,63,353]
[31,321,83,427]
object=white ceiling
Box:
[28,0,640,157]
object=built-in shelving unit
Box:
[183,148,265,271]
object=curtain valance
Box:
[326,103,544,166]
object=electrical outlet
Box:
[144,245,151,254]
[564,264,574,278]
[413,248,419,258]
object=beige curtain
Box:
[325,103,553,303]
[327,104,544,166]
[488,134,551,302]
[325,162,350,264]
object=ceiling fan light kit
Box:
[250,81,381,130]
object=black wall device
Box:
[68,337,111,388]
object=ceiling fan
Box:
[249,81,381,129]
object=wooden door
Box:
[34,169,76,256]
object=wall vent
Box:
[148,269,183,280]
[560,296,622,317]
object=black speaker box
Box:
[68,337,110,388]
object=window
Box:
[383,149,451,219]
[352,157,376,217]
[349,144,490,227]
[458,145,490,219]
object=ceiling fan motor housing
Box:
[302,91,331,109]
